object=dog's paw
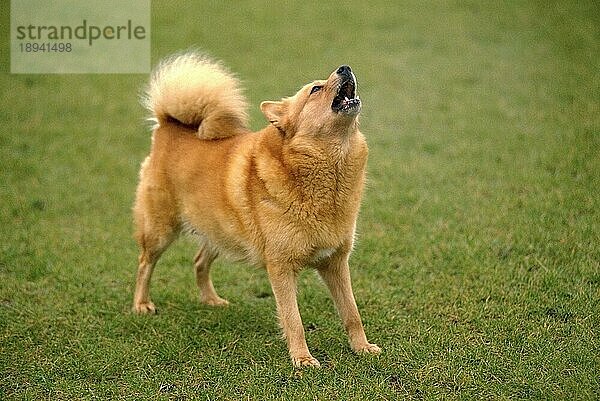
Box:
[201,296,230,307]
[292,355,321,368]
[133,301,157,314]
[352,342,381,355]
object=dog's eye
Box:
[310,85,323,95]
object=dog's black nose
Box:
[337,65,352,76]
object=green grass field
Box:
[1,1,599,399]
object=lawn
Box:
[1,0,599,399]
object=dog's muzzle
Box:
[331,65,361,115]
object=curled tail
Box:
[143,51,249,139]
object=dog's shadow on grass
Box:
[186,297,279,335]
[132,294,279,344]
[123,289,352,368]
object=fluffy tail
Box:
[143,52,249,139]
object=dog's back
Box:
[135,51,259,260]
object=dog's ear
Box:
[260,101,286,128]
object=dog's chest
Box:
[310,247,337,263]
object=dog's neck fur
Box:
[256,124,367,228]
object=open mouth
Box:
[331,78,361,114]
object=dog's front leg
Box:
[266,263,320,367]
[317,251,381,355]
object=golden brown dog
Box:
[133,52,380,367]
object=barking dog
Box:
[133,52,380,367]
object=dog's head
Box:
[260,65,361,137]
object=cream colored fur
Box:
[143,52,248,139]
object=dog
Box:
[132,52,380,367]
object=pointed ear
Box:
[260,101,285,127]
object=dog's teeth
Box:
[344,96,349,102]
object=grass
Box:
[1,0,599,399]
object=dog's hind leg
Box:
[133,227,176,314]
[194,244,229,306]
[132,183,179,314]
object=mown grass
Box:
[1,0,599,399]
